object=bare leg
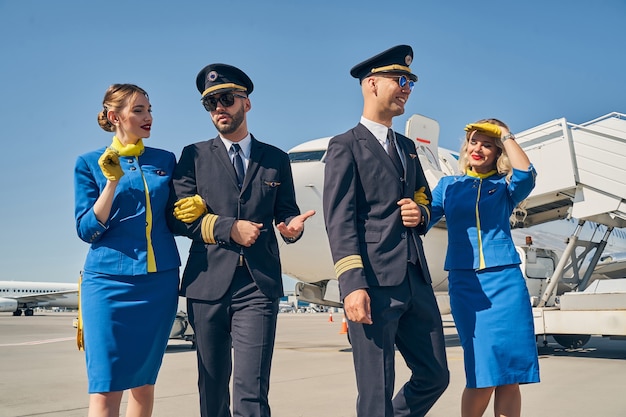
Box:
[493,384,521,417]
[461,387,494,417]
[88,391,123,417]
[126,384,155,417]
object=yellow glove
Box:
[174,194,208,223]
[98,148,124,181]
[413,186,430,206]
[464,122,502,139]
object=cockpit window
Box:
[288,150,326,163]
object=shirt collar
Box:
[360,116,392,146]
[220,133,252,158]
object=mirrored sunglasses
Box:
[383,75,415,91]
[202,92,247,112]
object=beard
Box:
[213,105,245,135]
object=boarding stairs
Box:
[514,112,626,230]
[511,113,626,338]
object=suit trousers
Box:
[187,267,279,417]
[348,264,449,417]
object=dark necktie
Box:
[388,130,418,263]
[387,129,404,176]
[231,143,245,189]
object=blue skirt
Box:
[449,265,540,388]
[81,269,179,393]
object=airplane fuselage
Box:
[279,131,626,311]
[0,281,78,315]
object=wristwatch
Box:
[502,132,515,142]
[284,234,300,243]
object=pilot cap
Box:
[350,44,418,82]
[196,63,254,98]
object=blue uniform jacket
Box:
[429,166,536,271]
[74,146,181,275]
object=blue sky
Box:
[1,0,625,288]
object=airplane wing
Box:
[594,252,626,279]
[11,289,78,305]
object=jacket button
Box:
[401,232,407,238]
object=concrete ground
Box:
[1,311,625,416]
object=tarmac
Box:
[1,310,626,417]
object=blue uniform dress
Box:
[430,167,540,388]
[74,144,181,393]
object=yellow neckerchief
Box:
[465,168,497,270]
[110,136,145,156]
[109,136,156,272]
[465,168,497,179]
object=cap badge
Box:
[208,71,218,81]
[405,55,412,66]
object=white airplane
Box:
[278,113,626,348]
[0,281,78,316]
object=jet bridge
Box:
[513,112,626,345]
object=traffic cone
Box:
[328,311,334,322]
[339,317,348,334]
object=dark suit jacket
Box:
[323,123,433,300]
[168,135,301,301]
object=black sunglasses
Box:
[202,92,247,112]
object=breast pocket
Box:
[143,166,171,194]
[263,179,281,188]
[259,178,281,199]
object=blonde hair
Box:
[97,84,149,132]
[458,118,513,181]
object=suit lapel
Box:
[356,124,402,180]
[396,134,416,197]
[210,137,240,190]
[242,135,265,193]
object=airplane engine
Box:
[0,297,18,312]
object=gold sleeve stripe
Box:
[334,255,364,278]
[201,214,219,244]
